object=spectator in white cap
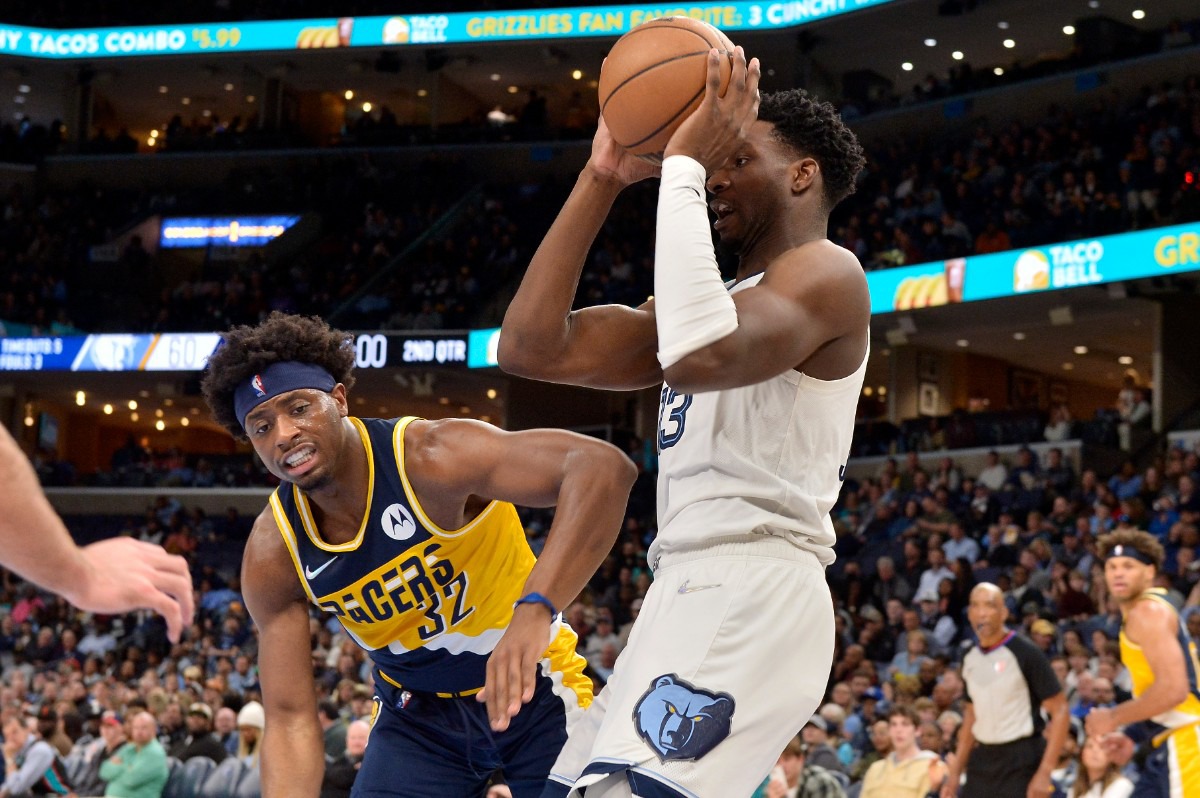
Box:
[915,585,959,656]
[819,703,856,771]
[801,715,847,774]
[236,701,264,768]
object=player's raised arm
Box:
[241,509,324,798]
[653,46,869,393]
[405,418,637,731]
[498,118,662,391]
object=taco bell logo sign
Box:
[1014,241,1104,293]
[1048,241,1104,288]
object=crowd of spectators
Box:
[0,117,65,164]
[30,436,275,491]
[842,16,1200,119]
[150,169,558,335]
[839,73,1200,271]
[0,151,568,339]
[0,181,154,336]
[3,63,1197,341]
[329,173,565,332]
[7,422,1200,794]
[799,439,1200,794]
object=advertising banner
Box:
[159,216,300,249]
[868,222,1200,315]
[0,0,897,58]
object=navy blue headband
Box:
[234,361,336,429]
[1104,543,1157,567]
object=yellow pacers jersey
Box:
[271,416,590,700]
[1120,588,1200,737]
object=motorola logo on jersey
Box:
[381,503,417,541]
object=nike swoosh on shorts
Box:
[677,580,722,594]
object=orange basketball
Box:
[598,17,735,161]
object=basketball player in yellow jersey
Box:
[1087,529,1200,798]
[200,312,638,798]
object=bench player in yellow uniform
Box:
[1087,529,1200,798]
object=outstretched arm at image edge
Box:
[0,423,194,641]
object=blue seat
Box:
[164,756,217,798]
[62,747,90,789]
[234,765,261,798]
[196,756,247,798]
[161,757,186,798]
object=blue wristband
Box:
[514,592,557,617]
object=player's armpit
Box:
[662,241,869,393]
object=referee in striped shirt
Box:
[941,583,1071,798]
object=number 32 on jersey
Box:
[658,386,693,450]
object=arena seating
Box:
[3,7,1200,798]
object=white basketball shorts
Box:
[542,536,835,798]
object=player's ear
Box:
[330,384,349,416]
[790,157,818,194]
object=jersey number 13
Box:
[658,387,693,450]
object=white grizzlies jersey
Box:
[651,273,868,566]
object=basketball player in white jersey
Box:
[498,45,870,798]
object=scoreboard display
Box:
[0,331,491,372]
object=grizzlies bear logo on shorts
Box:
[632,674,735,762]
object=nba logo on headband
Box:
[234,361,337,431]
[1115,545,1125,557]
